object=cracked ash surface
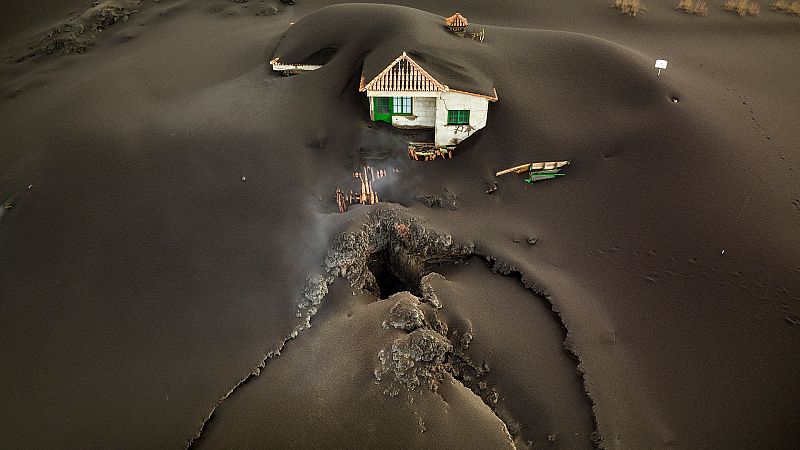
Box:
[192,207,597,448]
[321,209,496,401]
[324,209,474,298]
[320,208,599,446]
[317,208,590,446]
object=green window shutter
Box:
[447,110,470,125]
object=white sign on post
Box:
[655,59,668,76]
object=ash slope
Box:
[0,1,798,449]
[254,4,800,447]
[198,209,595,448]
[197,277,520,450]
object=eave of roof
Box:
[449,87,499,102]
[360,52,446,93]
[445,13,468,27]
[359,52,498,102]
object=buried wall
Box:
[366,91,437,128]
[435,91,489,146]
[393,96,436,129]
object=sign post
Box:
[655,59,668,76]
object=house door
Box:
[373,97,392,124]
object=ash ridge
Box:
[26,0,140,58]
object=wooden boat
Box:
[495,160,570,177]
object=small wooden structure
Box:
[408,142,456,161]
[336,166,396,213]
[269,57,322,75]
[445,13,469,34]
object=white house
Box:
[358,52,498,147]
[270,50,497,149]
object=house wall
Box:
[392,97,435,128]
[369,94,374,120]
[434,92,489,146]
[365,90,491,146]
[367,91,438,124]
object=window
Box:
[374,97,391,115]
[447,110,470,125]
[392,96,412,115]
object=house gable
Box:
[360,52,498,102]
[360,52,446,93]
[445,13,469,29]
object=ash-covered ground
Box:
[1,1,799,448]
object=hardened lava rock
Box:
[38,24,89,55]
[419,273,442,308]
[324,209,474,295]
[300,273,334,309]
[407,329,452,364]
[375,329,453,394]
[36,2,138,56]
[384,292,426,331]
[89,6,134,32]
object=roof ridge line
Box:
[360,52,446,92]
[400,52,447,91]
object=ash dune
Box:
[198,278,520,450]
[199,209,593,448]
[1,0,798,449]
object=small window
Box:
[392,96,412,115]
[447,110,470,125]
[374,97,391,115]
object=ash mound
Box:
[271,3,497,99]
[199,207,595,448]
[375,286,499,411]
[198,208,522,448]
[270,2,669,118]
[26,0,140,58]
[321,210,544,437]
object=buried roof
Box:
[445,12,468,28]
[359,52,498,101]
